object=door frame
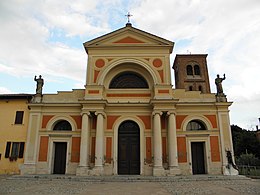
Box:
[48,137,70,174]
[118,120,140,175]
[113,116,145,175]
[191,142,206,174]
[187,136,210,174]
[53,142,67,174]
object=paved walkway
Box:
[0,175,259,195]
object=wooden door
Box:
[118,120,140,175]
[53,142,67,174]
[191,142,206,174]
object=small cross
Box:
[125,12,133,23]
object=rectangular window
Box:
[11,142,19,158]
[15,111,24,124]
[5,142,25,159]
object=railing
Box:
[237,165,260,176]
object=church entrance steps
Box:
[7,175,249,182]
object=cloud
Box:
[0,0,104,82]
[131,0,260,128]
[0,87,13,94]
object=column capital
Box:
[167,111,176,116]
[95,111,106,118]
[81,111,91,116]
[152,111,163,116]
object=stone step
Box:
[7,175,250,182]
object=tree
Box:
[231,125,260,158]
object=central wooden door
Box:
[53,142,67,174]
[118,120,140,175]
[191,142,206,174]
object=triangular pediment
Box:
[113,36,145,44]
[83,24,174,53]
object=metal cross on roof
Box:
[125,12,133,23]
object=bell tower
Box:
[173,54,211,93]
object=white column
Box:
[94,111,105,173]
[79,112,90,167]
[167,112,181,175]
[153,111,164,176]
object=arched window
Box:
[53,120,72,131]
[109,72,149,89]
[194,65,200,75]
[186,65,193,75]
[189,86,193,91]
[186,120,206,130]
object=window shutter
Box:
[19,142,25,158]
[15,111,24,124]
[5,142,11,158]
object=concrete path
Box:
[0,175,259,195]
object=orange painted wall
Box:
[88,90,99,94]
[94,70,100,83]
[205,115,218,128]
[158,70,164,83]
[176,115,188,130]
[113,36,144,43]
[162,137,167,163]
[106,137,112,163]
[38,136,49,162]
[161,115,166,129]
[71,115,82,129]
[71,137,81,163]
[210,136,221,162]
[92,117,97,129]
[91,137,96,163]
[137,115,151,129]
[95,59,105,68]
[177,137,187,163]
[146,137,152,163]
[107,116,120,129]
[158,89,169,93]
[106,93,151,97]
[42,115,54,128]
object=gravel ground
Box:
[0,175,259,195]
[161,179,260,195]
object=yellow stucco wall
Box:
[0,98,30,174]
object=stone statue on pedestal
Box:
[215,74,225,95]
[215,74,227,102]
[34,75,44,95]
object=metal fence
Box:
[237,165,260,176]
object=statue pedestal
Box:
[216,94,227,102]
[32,94,42,103]
[169,166,181,175]
[223,164,239,175]
[76,166,90,176]
[153,166,166,176]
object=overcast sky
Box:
[0,0,259,130]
